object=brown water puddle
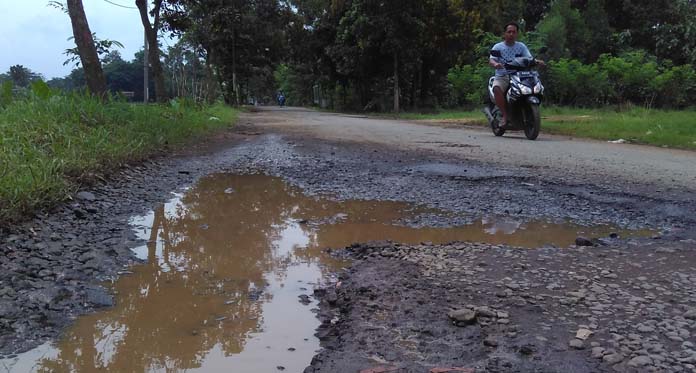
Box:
[5,174,649,372]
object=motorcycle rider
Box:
[489,22,544,127]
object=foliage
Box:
[0,91,238,222]
[544,58,611,106]
[0,81,13,107]
[3,65,44,88]
[449,51,696,109]
[63,34,125,67]
[161,0,291,105]
[41,0,696,110]
[446,64,490,106]
[163,38,220,103]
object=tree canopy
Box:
[33,0,696,110]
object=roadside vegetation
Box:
[0,82,238,222]
[397,106,696,150]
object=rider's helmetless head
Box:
[504,22,519,45]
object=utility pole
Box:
[143,2,149,103]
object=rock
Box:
[73,209,88,220]
[84,287,113,308]
[637,325,655,333]
[0,287,16,298]
[448,309,477,325]
[569,339,585,350]
[575,237,594,246]
[474,306,496,318]
[576,329,593,340]
[567,291,586,299]
[519,344,535,355]
[298,294,311,305]
[603,353,625,365]
[0,301,20,319]
[76,191,96,201]
[484,337,499,347]
[627,355,652,367]
[684,309,696,320]
[326,291,338,305]
[591,347,606,358]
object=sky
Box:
[0,0,168,79]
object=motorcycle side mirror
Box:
[490,50,502,58]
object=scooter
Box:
[482,50,544,140]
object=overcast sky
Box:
[0,0,165,79]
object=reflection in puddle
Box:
[5,174,649,372]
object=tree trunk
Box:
[135,0,167,103]
[66,0,106,98]
[204,54,216,104]
[393,52,400,113]
[232,29,240,106]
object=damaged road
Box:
[1,107,695,372]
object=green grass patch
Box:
[394,107,696,150]
[0,92,238,222]
[541,107,696,149]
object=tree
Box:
[102,51,143,98]
[164,39,218,102]
[161,0,288,105]
[66,0,107,97]
[536,0,589,61]
[581,0,612,61]
[136,0,168,102]
[7,65,43,88]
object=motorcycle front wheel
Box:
[524,104,541,140]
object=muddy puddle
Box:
[4,174,649,372]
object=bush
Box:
[446,63,490,107]
[652,65,696,109]
[545,58,611,106]
[446,50,696,109]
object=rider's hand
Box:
[535,59,546,67]
[494,62,504,69]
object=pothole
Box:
[4,174,652,372]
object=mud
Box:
[0,108,695,372]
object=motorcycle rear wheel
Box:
[524,104,541,140]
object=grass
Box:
[0,92,238,222]
[392,106,696,150]
[542,107,696,149]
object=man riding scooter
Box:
[489,22,545,128]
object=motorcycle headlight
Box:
[520,85,532,95]
[534,82,544,94]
